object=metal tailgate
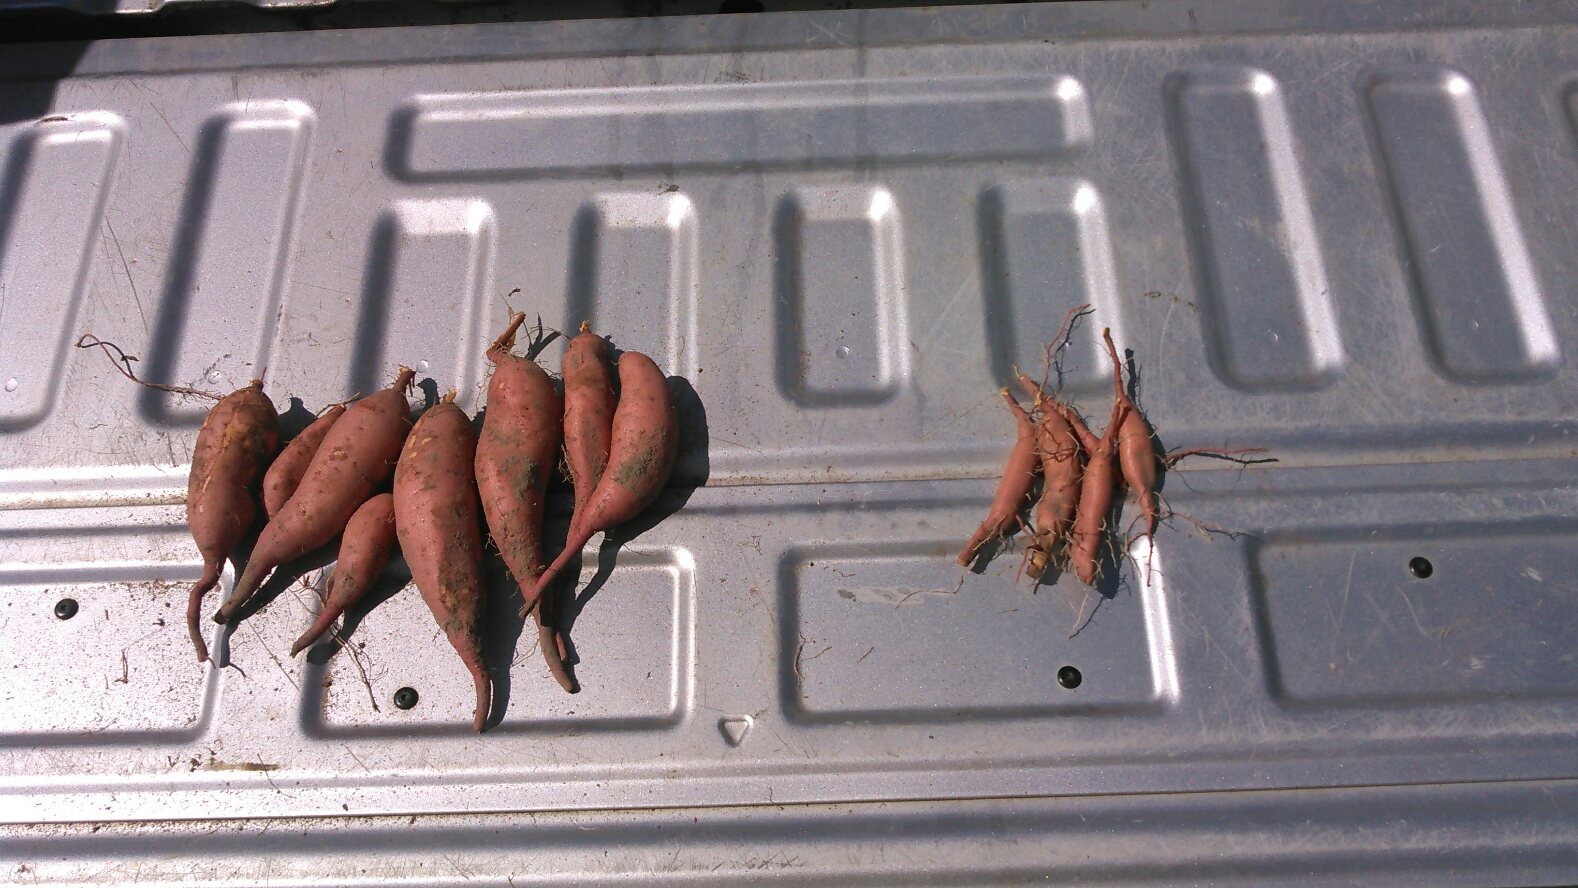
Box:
[4,1,1578,883]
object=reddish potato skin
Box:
[218,369,414,624]
[476,313,573,691]
[1057,334,1130,587]
[185,381,280,661]
[1105,330,1159,543]
[561,322,616,515]
[262,404,345,519]
[956,390,1040,568]
[289,493,397,657]
[395,400,491,733]
[1015,373,1083,580]
[525,351,678,610]
[477,316,561,616]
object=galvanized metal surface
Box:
[3,0,335,16]
[4,0,1578,882]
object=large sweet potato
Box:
[396,393,491,732]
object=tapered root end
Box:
[187,568,220,662]
[488,312,529,358]
[289,619,331,656]
[394,366,417,392]
[471,668,492,733]
[958,522,994,567]
[215,562,262,624]
[441,390,458,405]
[538,620,577,694]
[214,593,242,623]
[578,320,591,335]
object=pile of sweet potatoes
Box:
[88,317,678,733]
[958,313,1266,587]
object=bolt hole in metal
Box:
[1057,665,1082,689]
[54,598,79,620]
[393,687,419,710]
[1409,556,1433,579]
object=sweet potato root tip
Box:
[187,568,221,662]
[470,660,491,732]
[489,311,528,356]
[536,594,577,694]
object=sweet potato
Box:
[262,403,345,518]
[184,381,280,661]
[525,351,677,608]
[1058,332,1131,586]
[475,312,573,691]
[289,493,397,656]
[1015,373,1083,580]
[957,389,1040,568]
[395,393,491,732]
[217,368,415,624]
[1103,330,1160,545]
[561,321,616,515]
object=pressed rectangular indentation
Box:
[398,76,1091,178]
[146,101,314,422]
[313,548,693,734]
[1252,525,1578,707]
[567,192,698,376]
[0,563,210,742]
[781,543,1166,723]
[980,179,1124,390]
[1366,68,1558,382]
[351,199,495,404]
[0,114,122,431]
[775,187,909,405]
[1167,69,1343,390]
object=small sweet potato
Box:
[289,493,397,656]
[957,389,1040,568]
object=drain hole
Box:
[1408,556,1433,579]
[1057,665,1082,689]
